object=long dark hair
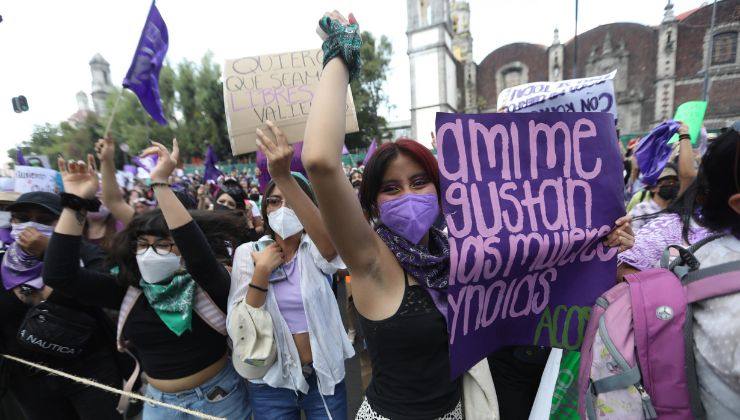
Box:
[109,209,250,286]
[633,129,740,242]
[259,174,316,239]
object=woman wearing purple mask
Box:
[83,204,120,251]
[302,11,471,419]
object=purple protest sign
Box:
[436,112,624,378]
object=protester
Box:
[685,127,740,419]
[42,143,252,419]
[0,191,123,420]
[215,178,247,211]
[228,121,353,419]
[628,163,679,231]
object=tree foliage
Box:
[11,33,393,167]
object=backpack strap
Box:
[682,260,740,304]
[193,287,227,336]
[659,233,727,277]
[116,287,142,351]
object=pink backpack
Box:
[577,234,740,419]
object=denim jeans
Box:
[143,362,251,419]
[248,373,347,420]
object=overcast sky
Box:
[0,0,706,164]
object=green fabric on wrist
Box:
[319,16,362,82]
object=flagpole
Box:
[103,92,124,139]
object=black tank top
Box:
[358,272,461,420]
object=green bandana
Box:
[319,16,362,82]
[139,272,196,336]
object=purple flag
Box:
[362,139,377,166]
[132,154,158,173]
[635,120,680,186]
[256,141,307,193]
[437,112,624,377]
[204,145,223,182]
[123,164,137,176]
[15,149,27,166]
[342,144,349,155]
[122,2,168,125]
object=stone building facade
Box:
[407,0,739,143]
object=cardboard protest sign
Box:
[668,101,707,145]
[436,112,624,377]
[223,49,359,155]
[14,166,59,193]
[497,71,617,122]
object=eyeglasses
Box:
[11,212,57,226]
[135,239,176,255]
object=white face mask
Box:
[268,207,303,239]
[136,247,182,284]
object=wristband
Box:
[679,133,690,140]
[60,193,101,212]
[150,182,171,190]
[319,16,362,82]
[249,283,268,293]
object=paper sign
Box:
[223,48,359,155]
[14,166,60,193]
[497,71,617,122]
[668,101,707,145]
[436,112,624,377]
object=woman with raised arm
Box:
[227,121,353,419]
[95,137,136,226]
[42,141,251,420]
[302,11,634,420]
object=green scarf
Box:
[139,272,196,336]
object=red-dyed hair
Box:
[358,138,440,218]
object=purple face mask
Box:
[379,193,440,244]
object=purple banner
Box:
[436,112,624,378]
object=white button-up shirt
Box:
[227,235,354,395]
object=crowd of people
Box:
[0,10,738,420]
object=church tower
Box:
[548,28,565,82]
[407,0,458,148]
[451,0,477,113]
[654,1,678,122]
[90,53,113,115]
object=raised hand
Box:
[256,121,293,180]
[58,154,99,199]
[94,138,115,163]
[140,138,179,183]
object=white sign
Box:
[14,166,59,193]
[497,70,618,121]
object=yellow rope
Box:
[1,354,225,420]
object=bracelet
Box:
[679,133,690,140]
[248,283,268,293]
[319,16,362,82]
[60,193,101,212]
[150,182,171,190]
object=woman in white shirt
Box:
[227,121,354,420]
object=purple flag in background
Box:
[132,154,158,173]
[15,149,27,166]
[123,164,137,176]
[362,139,377,166]
[204,145,223,182]
[342,144,349,155]
[122,2,169,125]
[635,120,680,186]
[256,141,307,193]
[436,112,624,377]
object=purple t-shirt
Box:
[272,256,309,334]
[618,213,712,270]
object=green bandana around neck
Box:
[139,272,196,336]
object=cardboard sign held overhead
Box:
[223,48,359,155]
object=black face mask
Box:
[214,203,233,212]
[657,185,679,201]
[249,193,260,202]
[351,180,361,189]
